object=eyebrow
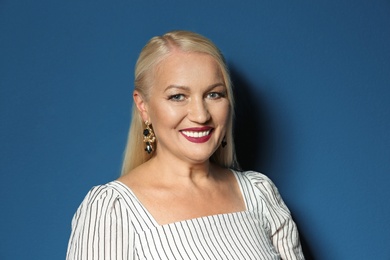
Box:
[164,85,190,92]
[164,83,226,92]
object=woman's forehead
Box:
[152,52,223,88]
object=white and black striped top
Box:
[67,171,304,259]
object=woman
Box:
[67,30,305,259]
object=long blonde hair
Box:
[121,30,237,175]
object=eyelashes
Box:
[167,92,226,102]
[168,94,185,101]
[207,91,226,99]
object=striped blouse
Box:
[66,170,305,259]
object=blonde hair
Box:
[121,30,237,175]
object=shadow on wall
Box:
[230,66,315,260]
[230,65,270,172]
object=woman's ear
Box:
[133,90,149,122]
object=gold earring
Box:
[143,121,156,154]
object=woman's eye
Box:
[168,94,185,101]
[207,92,225,99]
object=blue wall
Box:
[1,1,389,259]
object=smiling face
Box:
[134,50,230,165]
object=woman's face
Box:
[138,51,230,165]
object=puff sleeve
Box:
[246,171,305,260]
[66,185,134,260]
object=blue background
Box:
[1,1,389,259]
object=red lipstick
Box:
[180,127,213,143]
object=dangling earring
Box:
[221,136,227,148]
[143,121,156,154]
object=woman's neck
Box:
[146,156,214,184]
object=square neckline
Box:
[112,169,250,227]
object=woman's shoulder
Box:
[68,182,137,258]
[74,181,135,214]
[70,181,138,229]
[232,170,288,209]
[232,169,274,185]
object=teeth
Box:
[182,130,210,138]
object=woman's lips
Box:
[180,127,213,143]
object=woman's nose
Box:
[188,98,210,123]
